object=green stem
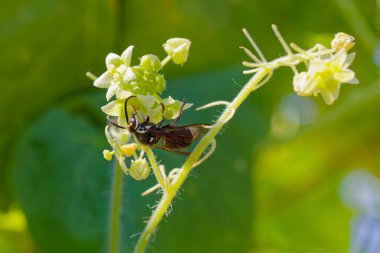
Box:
[143,147,167,191]
[161,55,171,68]
[132,193,173,253]
[133,68,271,253]
[108,162,124,253]
[86,72,97,81]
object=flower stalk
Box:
[108,162,124,253]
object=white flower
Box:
[293,50,358,105]
[94,46,136,101]
[163,38,191,65]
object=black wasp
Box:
[108,96,209,155]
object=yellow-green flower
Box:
[331,32,355,52]
[293,50,358,105]
[129,158,150,180]
[163,38,191,65]
[103,149,114,161]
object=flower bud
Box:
[120,143,137,156]
[163,38,191,65]
[103,149,113,161]
[331,32,355,52]
[129,158,150,180]
[293,72,314,96]
[140,54,161,71]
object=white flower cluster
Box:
[90,38,192,179]
[293,33,358,105]
[94,38,192,125]
[242,27,358,105]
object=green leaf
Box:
[0,0,117,209]
[12,110,107,252]
[11,109,154,253]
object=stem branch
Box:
[161,56,171,68]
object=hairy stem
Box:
[108,162,124,253]
[133,68,271,253]
[144,147,167,191]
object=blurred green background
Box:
[1,0,380,252]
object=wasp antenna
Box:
[170,98,187,127]
[158,103,165,126]
[124,95,137,124]
[107,115,126,129]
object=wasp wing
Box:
[150,124,209,150]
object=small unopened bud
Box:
[140,54,161,71]
[163,38,191,65]
[129,158,150,180]
[103,149,114,161]
[331,32,355,52]
[120,143,137,156]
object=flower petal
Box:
[321,84,340,105]
[136,95,157,109]
[335,69,356,83]
[344,52,356,67]
[94,71,112,88]
[160,97,192,119]
[116,89,133,99]
[144,106,163,123]
[348,77,359,84]
[123,67,136,83]
[101,100,124,116]
[331,50,347,67]
[106,53,123,69]
[116,64,127,75]
[106,83,118,101]
[308,59,326,75]
[121,46,134,66]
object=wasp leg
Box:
[153,145,190,155]
[158,103,165,127]
[107,116,126,129]
[170,98,186,127]
[131,105,148,123]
